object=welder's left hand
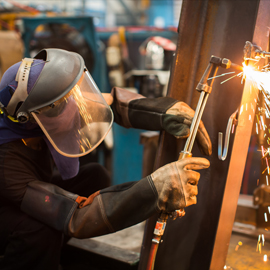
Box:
[163,102,212,156]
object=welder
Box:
[0,48,212,270]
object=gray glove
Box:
[151,157,210,213]
[163,102,212,156]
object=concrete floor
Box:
[226,232,270,270]
[91,221,270,269]
[92,222,145,253]
[66,221,270,269]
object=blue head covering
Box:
[0,60,79,180]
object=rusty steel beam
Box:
[209,2,270,269]
[139,0,270,269]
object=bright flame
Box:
[264,254,267,262]
[242,62,270,88]
[242,62,256,79]
[242,62,270,120]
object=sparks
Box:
[220,74,239,84]
[240,105,243,115]
[207,71,235,81]
[264,213,268,222]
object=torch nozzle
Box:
[229,62,243,71]
[219,58,243,71]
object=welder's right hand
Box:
[151,157,210,213]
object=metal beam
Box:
[210,1,270,268]
[139,0,270,269]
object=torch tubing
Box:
[188,93,209,153]
[146,237,160,270]
[183,91,206,153]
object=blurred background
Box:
[0,0,181,185]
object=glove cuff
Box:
[128,97,178,130]
[68,177,160,238]
[100,176,159,231]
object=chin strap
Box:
[6,58,33,117]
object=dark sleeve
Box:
[0,140,53,206]
[110,87,178,130]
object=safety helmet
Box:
[0,48,113,157]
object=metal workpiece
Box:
[244,40,270,62]
[139,1,270,270]
[243,41,270,61]
[210,1,270,268]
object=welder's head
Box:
[0,48,113,157]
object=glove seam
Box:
[129,108,164,131]
[129,108,163,118]
[147,175,161,213]
[64,200,79,235]
[100,182,137,194]
[97,194,115,233]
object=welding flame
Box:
[242,62,270,90]
[241,62,270,118]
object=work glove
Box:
[110,88,212,156]
[164,102,212,156]
[151,157,210,213]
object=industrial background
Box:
[0,0,270,270]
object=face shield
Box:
[31,69,113,157]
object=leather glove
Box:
[151,157,210,213]
[163,102,212,156]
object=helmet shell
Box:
[17,48,84,116]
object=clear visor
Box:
[31,70,113,157]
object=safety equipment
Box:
[151,157,210,213]
[0,49,113,157]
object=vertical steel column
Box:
[210,2,270,269]
[139,0,270,269]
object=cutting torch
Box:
[146,55,243,270]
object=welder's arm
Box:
[68,157,210,238]
[106,87,212,155]
[20,158,209,239]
